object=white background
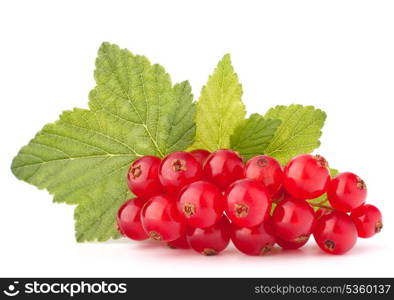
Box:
[1,0,393,277]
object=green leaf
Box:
[11,42,196,242]
[190,54,246,151]
[74,164,132,242]
[11,109,138,205]
[230,113,281,160]
[264,104,326,165]
[89,42,196,157]
[165,81,196,154]
[330,168,339,177]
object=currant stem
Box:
[272,198,282,204]
[273,198,333,211]
[308,201,334,210]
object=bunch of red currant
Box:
[117,150,382,256]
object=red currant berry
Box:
[141,194,186,242]
[187,216,231,256]
[272,198,315,242]
[117,198,148,241]
[127,156,162,200]
[245,155,283,198]
[167,235,190,249]
[351,204,383,238]
[283,154,330,199]
[190,149,211,166]
[276,235,310,249]
[231,221,276,256]
[328,172,367,212]
[177,181,224,228]
[203,149,244,190]
[225,179,271,228]
[159,151,203,195]
[313,211,357,255]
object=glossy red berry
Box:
[276,236,310,249]
[190,149,211,166]
[313,211,357,255]
[167,235,190,249]
[177,181,224,228]
[127,156,162,200]
[141,194,186,242]
[203,149,244,190]
[117,198,148,241]
[283,154,330,199]
[328,172,367,212]
[187,216,231,256]
[225,179,271,228]
[231,221,276,256]
[245,155,283,198]
[159,151,203,195]
[351,204,383,238]
[272,198,315,243]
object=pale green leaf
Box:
[190,54,245,151]
[11,42,196,242]
[89,42,196,157]
[164,81,196,153]
[230,113,281,160]
[11,109,138,205]
[74,164,132,242]
[264,105,326,164]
